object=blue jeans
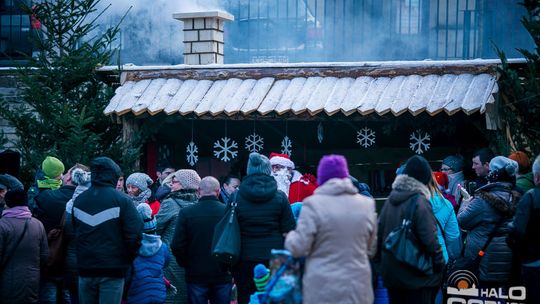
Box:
[78,277,124,304]
[39,277,70,304]
[187,282,232,304]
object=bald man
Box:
[171,176,233,304]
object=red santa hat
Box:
[433,171,449,189]
[269,152,295,169]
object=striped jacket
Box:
[72,157,142,277]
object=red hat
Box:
[269,152,295,169]
[433,171,449,189]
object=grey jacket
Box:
[0,216,48,304]
[457,182,520,283]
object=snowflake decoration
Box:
[356,127,376,148]
[213,137,238,162]
[409,130,431,154]
[281,136,292,156]
[186,141,198,166]
[244,132,264,153]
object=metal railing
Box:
[223,0,532,63]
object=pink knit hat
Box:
[317,154,349,185]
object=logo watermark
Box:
[446,270,526,304]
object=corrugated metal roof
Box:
[104,60,499,117]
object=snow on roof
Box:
[103,59,502,118]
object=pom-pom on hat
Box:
[4,189,28,207]
[126,173,153,192]
[442,155,464,172]
[269,152,295,169]
[433,171,449,189]
[173,169,201,190]
[489,156,518,177]
[136,203,157,233]
[403,155,432,185]
[71,168,91,187]
[253,264,270,291]
[42,156,65,178]
[247,152,272,176]
[317,154,349,185]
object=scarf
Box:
[37,177,62,190]
[2,206,32,219]
[132,188,152,207]
[447,171,465,200]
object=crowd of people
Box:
[0,147,538,304]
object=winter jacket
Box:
[429,193,461,262]
[72,157,143,277]
[516,172,535,193]
[0,215,48,304]
[171,195,232,284]
[508,186,540,264]
[155,189,198,304]
[457,182,520,283]
[376,175,444,289]
[127,233,170,304]
[64,184,89,290]
[235,173,296,262]
[285,177,377,304]
[34,184,76,233]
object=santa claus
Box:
[269,153,318,204]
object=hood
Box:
[314,177,357,196]
[239,173,278,202]
[388,175,431,205]
[90,157,121,187]
[475,182,520,216]
[139,233,163,257]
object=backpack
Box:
[47,211,67,268]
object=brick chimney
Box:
[173,11,234,65]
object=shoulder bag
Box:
[0,218,30,272]
[212,191,241,265]
[384,195,433,274]
[47,211,67,268]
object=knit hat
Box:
[269,152,295,169]
[136,203,157,233]
[247,152,272,176]
[253,264,270,291]
[42,156,65,178]
[4,189,28,207]
[173,169,201,190]
[489,156,518,177]
[71,168,91,187]
[317,154,349,185]
[403,155,432,185]
[0,174,23,191]
[442,155,464,172]
[508,151,531,174]
[126,172,153,192]
[433,171,449,189]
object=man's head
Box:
[42,156,65,180]
[0,174,24,206]
[508,151,531,175]
[269,153,294,174]
[63,164,90,186]
[199,176,220,197]
[222,175,240,195]
[533,155,540,186]
[472,148,494,177]
[156,166,175,183]
[171,169,201,192]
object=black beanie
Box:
[4,189,28,207]
[403,155,432,185]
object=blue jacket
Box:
[429,193,461,262]
[127,233,170,304]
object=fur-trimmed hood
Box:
[388,175,431,205]
[475,182,520,217]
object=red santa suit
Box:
[269,153,318,204]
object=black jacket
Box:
[72,157,142,277]
[35,184,76,233]
[234,173,296,262]
[376,175,444,289]
[508,186,540,264]
[171,195,232,284]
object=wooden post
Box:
[121,115,140,171]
